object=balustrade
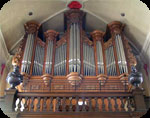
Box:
[15,93,135,113]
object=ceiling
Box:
[0,0,150,62]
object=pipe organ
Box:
[13,9,137,88]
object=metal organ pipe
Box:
[32,41,45,76]
[45,40,53,74]
[21,34,35,74]
[115,35,128,74]
[54,43,67,76]
[69,23,81,73]
[105,46,117,76]
[83,43,95,76]
[96,41,104,74]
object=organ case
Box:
[12,9,137,92]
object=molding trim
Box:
[0,28,10,60]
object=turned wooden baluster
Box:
[120,97,125,111]
[82,97,86,112]
[43,97,47,111]
[49,97,53,112]
[24,97,29,112]
[69,97,73,112]
[17,97,22,112]
[76,96,79,112]
[102,97,106,111]
[95,97,99,112]
[88,97,92,112]
[108,97,112,111]
[36,97,41,112]
[127,97,132,112]
[30,97,35,112]
[62,97,66,112]
[56,97,60,112]
[114,97,119,111]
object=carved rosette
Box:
[119,73,129,86]
[24,21,40,34]
[91,30,105,42]
[67,72,83,86]
[65,9,85,25]
[97,74,108,86]
[108,21,125,36]
[42,74,53,86]
[44,30,59,41]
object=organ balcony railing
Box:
[12,9,137,92]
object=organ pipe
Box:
[83,42,95,76]
[54,43,67,76]
[105,46,117,76]
[115,35,128,74]
[21,21,40,75]
[16,11,137,86]
[69,23,81,73]
[32,40,45,76]
[44,30,58,75]
[91,30,105,75]
[108,21,129,75]
[21,34,35,74]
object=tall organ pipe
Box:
[44,30,58,75]
[69,23,81,73]
[32,41,45,76]
[83,43,95,76]
[115,35,128,74]
[91,30,105,75]
[108,21,128,75]
[105,46,117,76]
[54,43,67,76]
[21,34,35,74]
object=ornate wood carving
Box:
[91,30,105,41]
[56,33,67,47]
[42,74,52,86]
[65,9,85,25]
[24,21,40,34]
[104,38,113,49]
[12,39,25,67]
[44,30,59,41]
[124,39,137,67]
[82,31,93,46]
[66,72,83,86]
[108,21,125,35]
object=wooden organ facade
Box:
[14,9,137,93]
[6,8,148,118]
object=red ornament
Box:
[144,64,149,77]
[68,1,82,9]
[1,64,5,76]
